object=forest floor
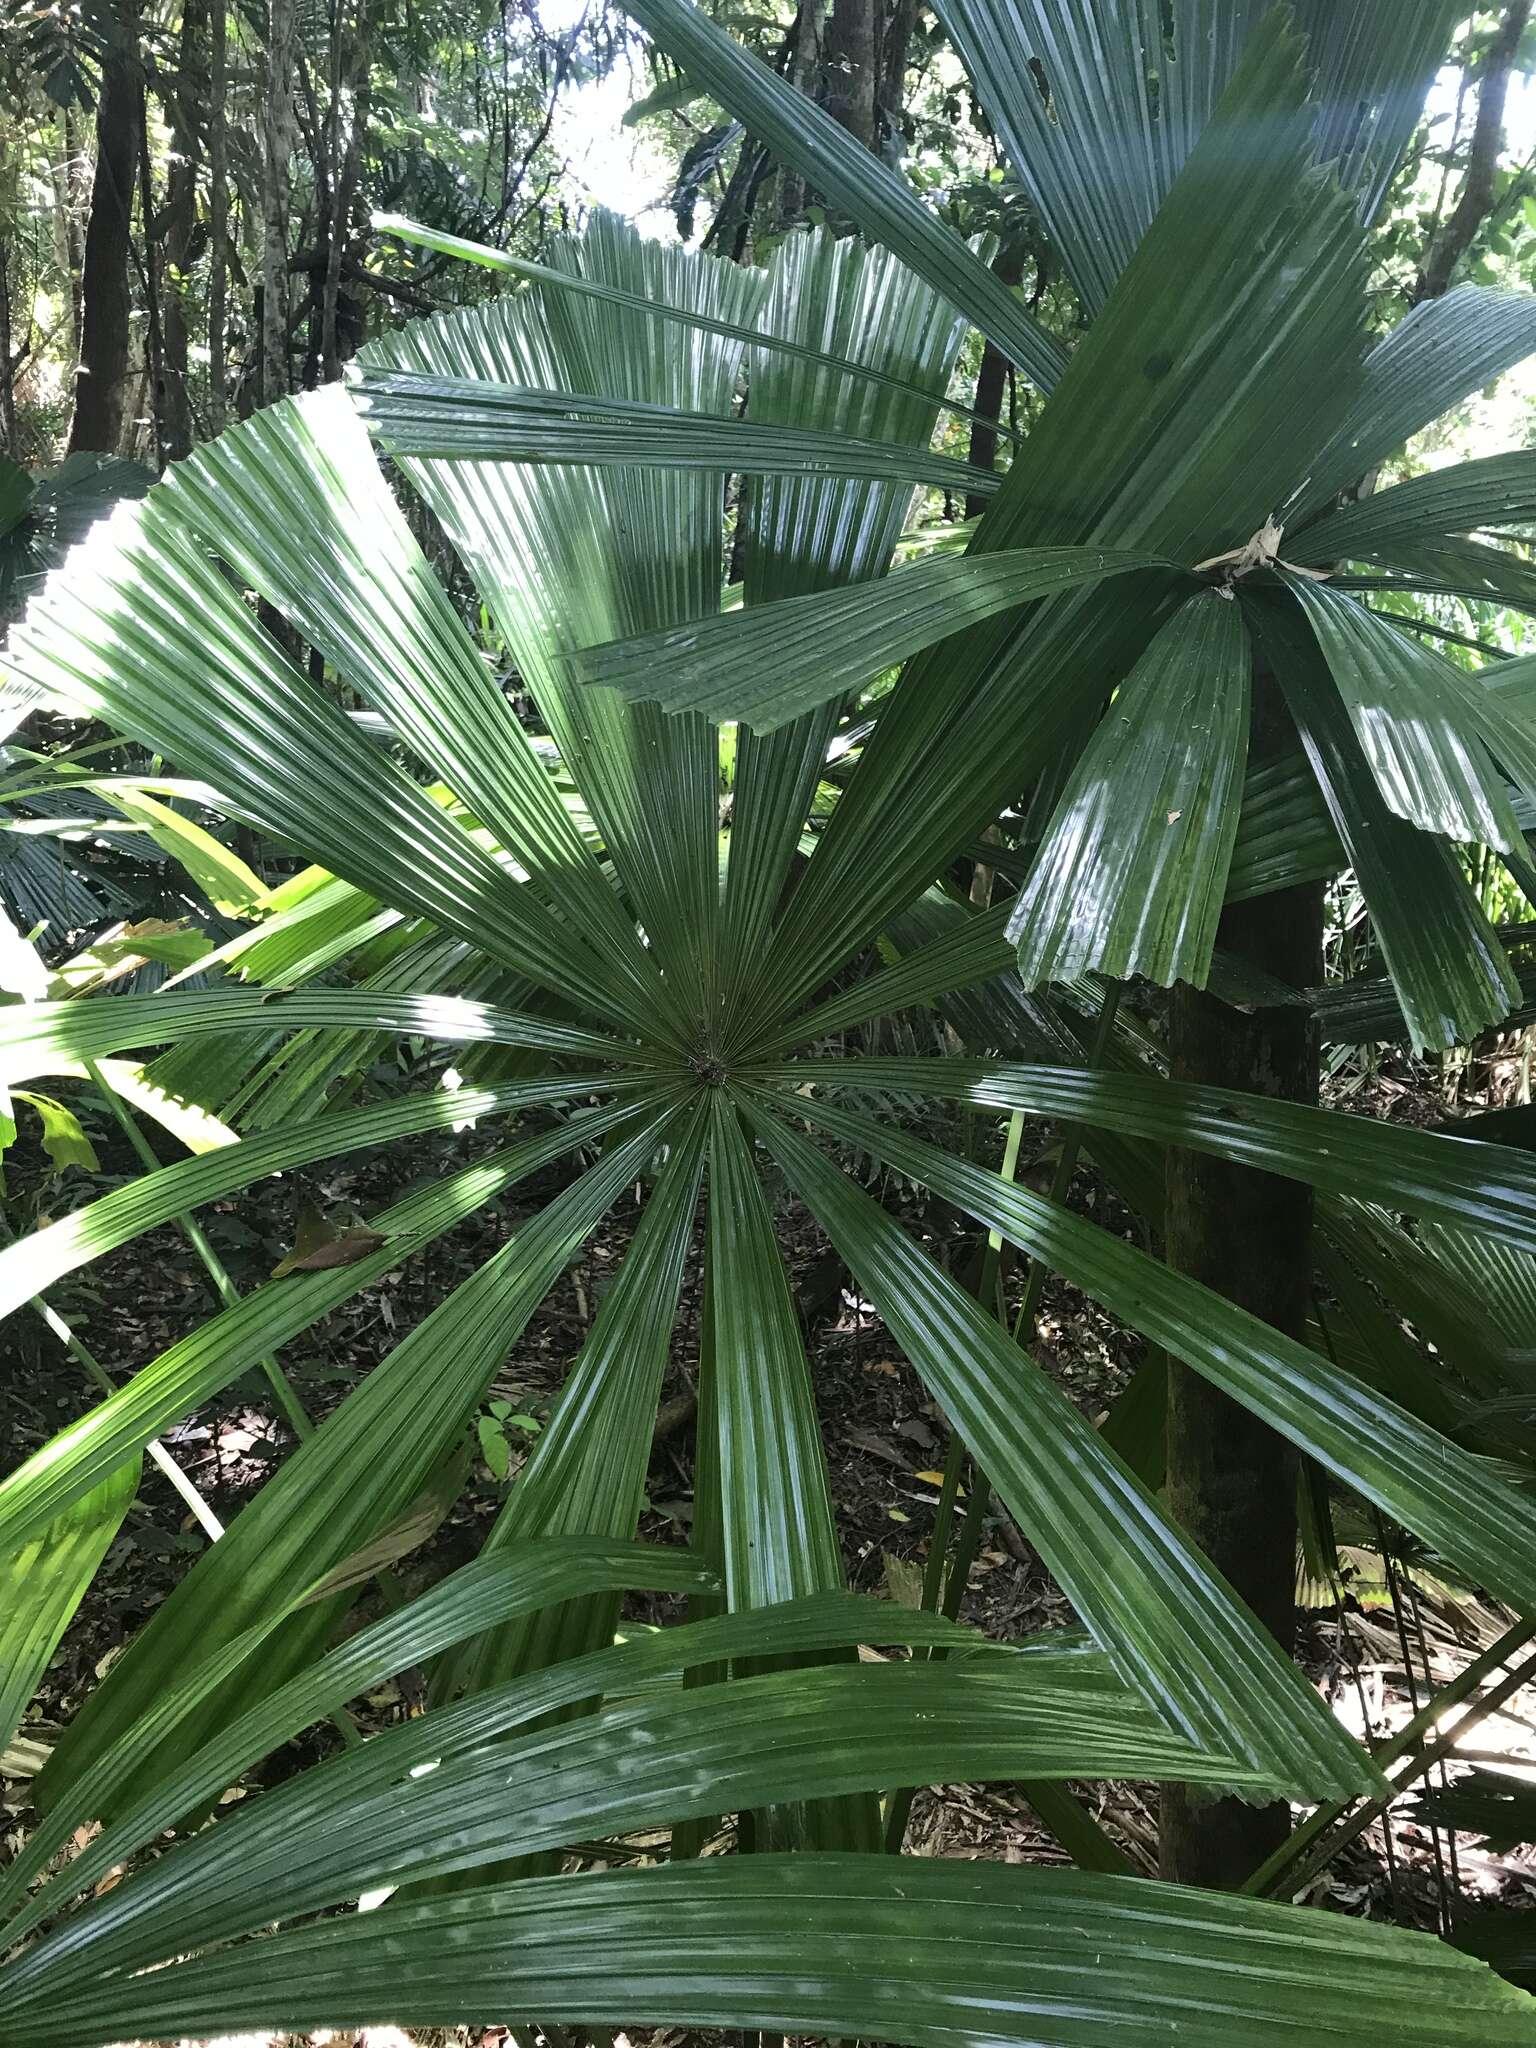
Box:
[6,1041,1536,2045]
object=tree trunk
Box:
[298,37,336,391]
[1159,666,1322,1890]
[1415,0,1532,301]
[321,0,371,384]
[824,0,878,149]
[68,26,143,454]
[0,236,16,458]
[52,110,85,368]
[875,0,917,158]
[966,245,1025,517]
[313,0,345,388]
[207,0,229,433]
[136,86,166,465]
[162,0,207,459]
[0,132,17,456]
[769,0,913,232]
[260,0,297,406]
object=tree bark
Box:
[766,0,914,234]
[68,25,143,454]
[875,0,918,159]
[207,0,229,433]
[824,0,878,149]
[136,86,166,465]
[162,0,207,459]
[260,0,297,406]
[52,110,85,369]
[1414,0,1532,301]
[0,131,18,456]
[321,0,371,384]
[1159,666,1322,1890]
[966,244,1025,517]
[0,237,17,459]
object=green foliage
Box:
[0,454,151,615]
[6,5,1536,2042]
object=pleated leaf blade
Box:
[17,1853,1530,2048]
[746,1097,1374,1801]
[1008,590,1250,989]
[784,1056,1536,1253]
[1286,578,1525,852]
[779,1087,1536,1633]
[0,1458,139,1759]
[2,1650,1305,2016]
[610,0,1068,387]
[569,547,1174,731]
[1251,590,1519,1050]
[32,1102,685,1813]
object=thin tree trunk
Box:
[260,0,297,406]
[207,0,229,433]
[321,0,371,383]
[966,244,1025,518]
[770,1,823,227]
[0,127,18,455]
[875,0,918,157]
[1159,666,1322,1890]
[53,109,85,367]
[966,346,1010,517]
[136,88,166,465]
[824,0,878,148]
[1415,0,1532,301]
[162,0,207,458]
[0,237,17,458]
[68,23,143,454]
[299,37,336,389]
[313,0,344,386]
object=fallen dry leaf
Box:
[273,1201,388,1276]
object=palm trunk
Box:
[1159,664,1322,1889]
[68,26,142,454]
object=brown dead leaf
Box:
[273,1201,388,1277]
[845,1426,904,1466]
[278,1227,387,1273]
[883,1552,925,1607]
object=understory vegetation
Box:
[11,2,1536,2044]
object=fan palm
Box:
[5,3,1536,2040]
